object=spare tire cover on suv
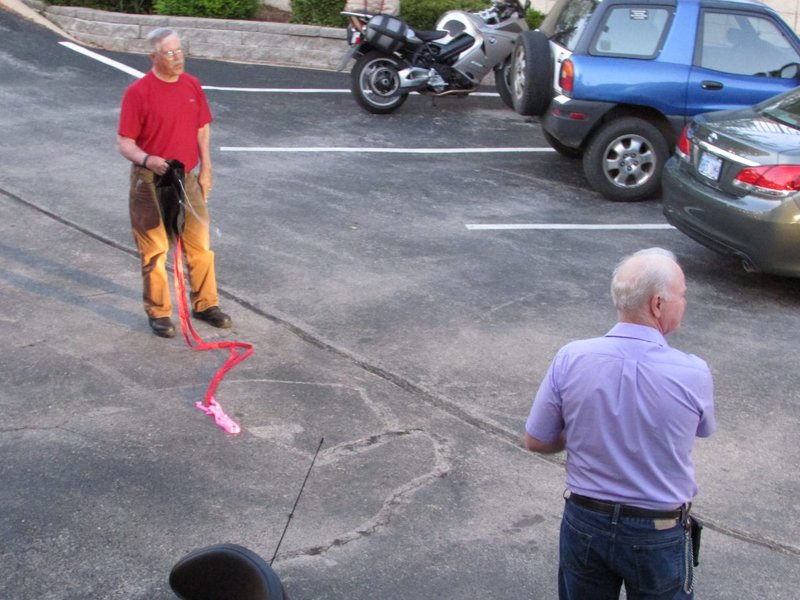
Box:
[511,30,553,116]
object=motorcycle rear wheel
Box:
[494,59,514,109]
[351,51,409,115]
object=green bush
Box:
[401,0,483,30]
[290,0,346,27]
[289,0,544,31]
[44,0,153,14]
[402,0,545,30]
[154,0,258,19]
[46,0,545,26]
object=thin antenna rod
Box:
[271,437,325,565]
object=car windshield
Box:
[760,89,800,128]
[540,0,601,50]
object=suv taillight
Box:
[733,165,800,197]
[559,60,574,93]
[676,124,691,159]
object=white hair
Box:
[611,248,679,314]
[146,28,178,52]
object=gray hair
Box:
[611,247,679,314]
[146,28,178,52]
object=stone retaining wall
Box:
[29,1,346,70]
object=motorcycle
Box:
[337,0,531,114]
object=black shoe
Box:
[192,306,232,328]
[149,316,176,338]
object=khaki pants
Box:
[128,165,218,318]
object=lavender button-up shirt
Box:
[526,322,716,510]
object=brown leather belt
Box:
[569,493,682,519]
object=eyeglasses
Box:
[160,48,184,60]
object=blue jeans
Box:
[558,498,694,600]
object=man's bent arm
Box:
[524,431,566,454]
[117,135,147,166]
[197,124,212,199]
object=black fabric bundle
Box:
[154,159,186,244]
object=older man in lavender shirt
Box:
[524,248,715,600]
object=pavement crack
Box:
[276,430,451,562]
[315,428,423,466]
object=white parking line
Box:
[58,42,503,96]
[204,87,500,96]
[60,41,145,78]
[204,86,348,93]
[221,147,555,153]
[466,224,675,230]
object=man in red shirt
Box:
[117,27,231,337]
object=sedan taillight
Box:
[559,59,574,93]
[733,165,800,197]
[676,124,691,159]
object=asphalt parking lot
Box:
[1,6,799,599]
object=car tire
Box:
[543,129,582,159]
[582,117,669,202]
[494,59,514,109]
[511,30,553,117]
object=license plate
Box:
[697,151,722,181]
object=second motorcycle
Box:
[337,0,531,114]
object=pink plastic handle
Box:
[196,397,241,435]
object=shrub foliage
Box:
[290,0,345,27]
[290,0,543,31]
[45,0,544,27]
[154,0,259,19]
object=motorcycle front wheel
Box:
[351,51,408,114]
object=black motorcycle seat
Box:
[414,29,449,42]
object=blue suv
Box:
[510,0,800,201]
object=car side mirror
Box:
[779,62,800,79]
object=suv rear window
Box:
[591,7,671,57]
[540,0,601,51]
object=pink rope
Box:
[173,237,253,434]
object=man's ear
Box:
[650,294,662,317]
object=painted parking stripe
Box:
[221,147,555,153]
[60,41,145,78]
[205,86,500,96]
[205,86,348,93]
[465,224,675,230]
[59,42,502,96]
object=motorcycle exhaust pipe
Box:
[420,87,478,97]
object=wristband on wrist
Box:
[141,154,150,168]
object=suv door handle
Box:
[701,80,724,90]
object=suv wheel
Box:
[582,117,668,202]
[511,31,553,117]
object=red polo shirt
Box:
[118,71,212,171]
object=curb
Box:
[17,0,347,70]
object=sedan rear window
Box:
[761,91,800,128]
